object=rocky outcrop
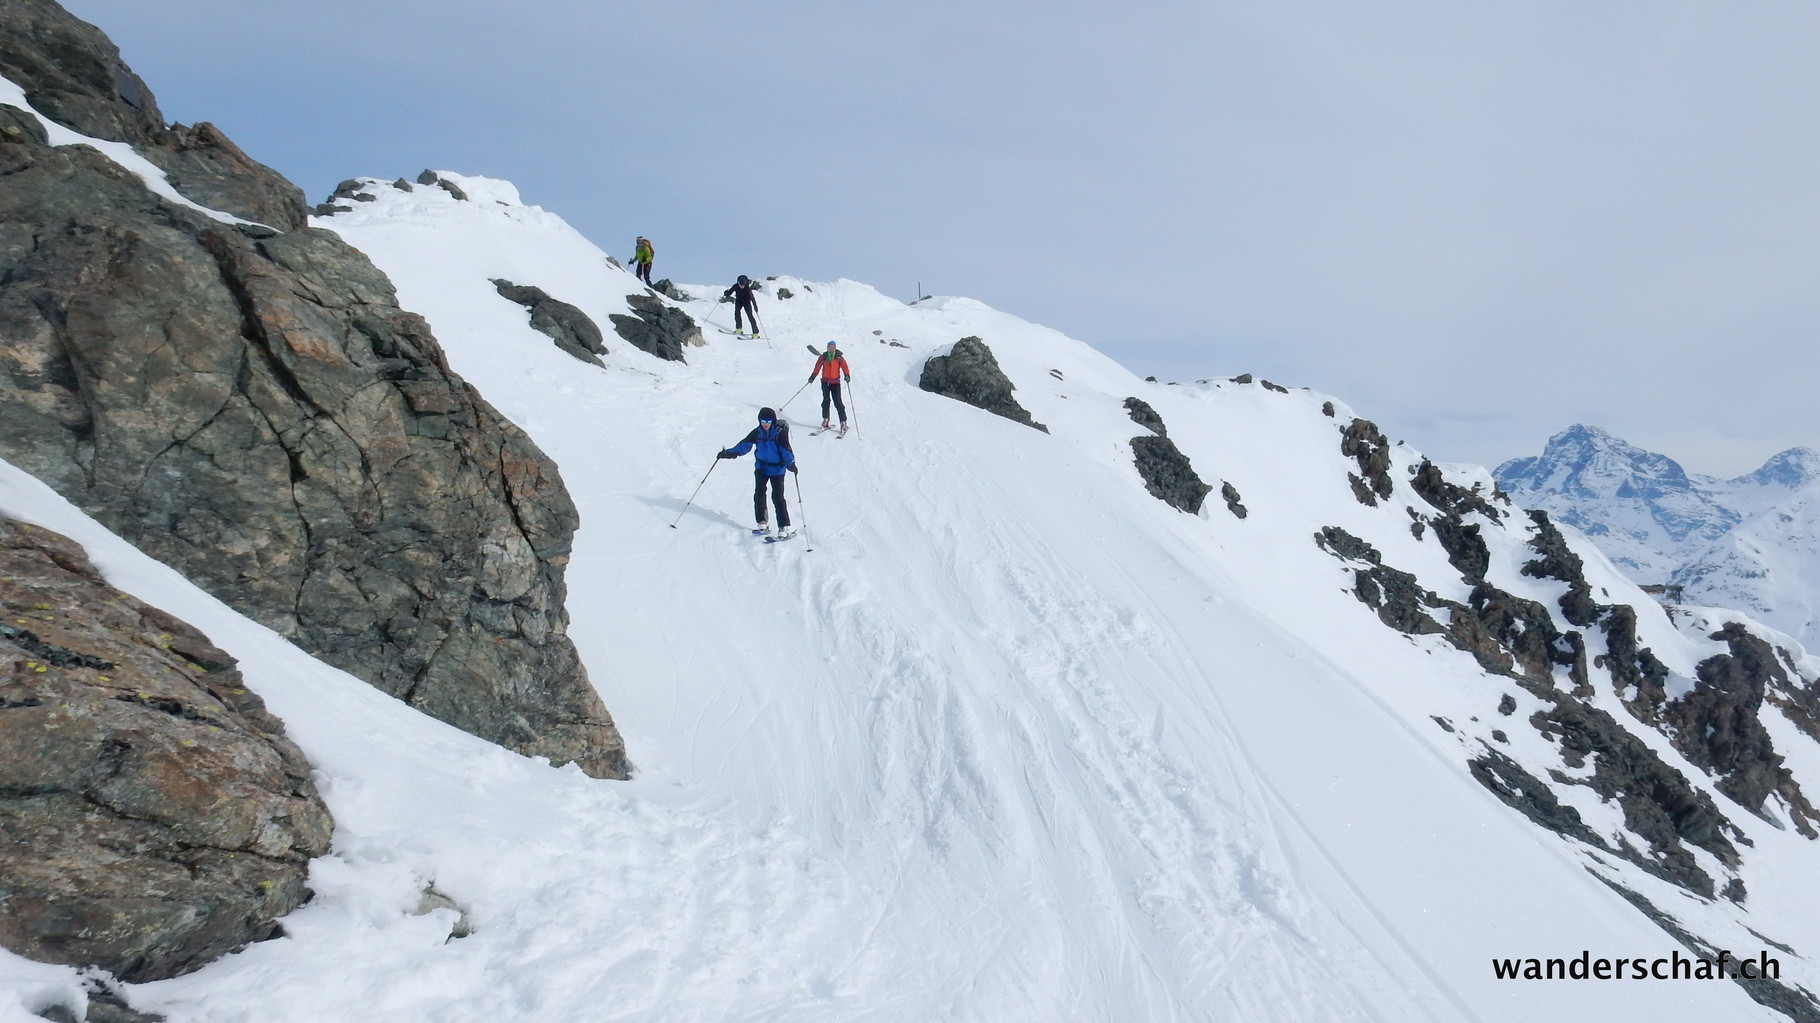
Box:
[1316,523,1748,899]
[1410,458,1502,521]
[1519,698,1743,898]
[1122,397,1167,438]
[919,337,1047,433]
[1315,527,1448,637]
[0,1,304,231]
[1667,624,1820,837]
[491,279,606,367]
[607,293,701,362]
[1520,509,1599,627]
[1129,437,1212,514]
[1123,397,1210,514]
[0,517,332,982]
[0,0,625,778]
[1339,418,1393,507]
[415,168,466,201]
[651,278,690,302]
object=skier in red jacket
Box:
[808,341,851,433]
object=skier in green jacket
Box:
[631,236,655,285]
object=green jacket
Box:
[632,239,654,265]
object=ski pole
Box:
[793,472,812,551]
[670,456,722,528]
[847,378,859,440]
[778,377,812,414]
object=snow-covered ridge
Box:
[9,173,1818,1019]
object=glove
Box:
[788,464,798,474]
[808,375,817,384]
[843,375,851,383]
[717,450,736,460]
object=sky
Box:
[57,0,1818,477]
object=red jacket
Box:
[811,351,850,383]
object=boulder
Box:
[0,517,332,982]
[608,293,702,362]
[1129,437,1211,514]
[918,336,1047,433]
[491,279,606,366]
[651,278,690,302]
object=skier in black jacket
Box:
[723,275,762,336]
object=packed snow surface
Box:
[5,174,1814,1021]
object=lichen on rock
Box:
[0,516,332,982]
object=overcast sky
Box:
[60,0,1817,476]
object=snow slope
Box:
[7,173,1820,1021]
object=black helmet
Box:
[737,275,750,285]
[758,407,777,423]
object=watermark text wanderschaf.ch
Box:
[1494,949,1779,981]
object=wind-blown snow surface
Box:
[7,173,1814,1020]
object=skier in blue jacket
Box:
[718,407,797,536]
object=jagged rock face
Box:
[0,2,304,231]
[651,278,690,302]
[0,517,332,982]
[607,293,702,362]
[918,336,1048,433]
[0,0,160,149]
[0,1,626,778]
[492,279,606,366]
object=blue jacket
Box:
[726,422,795,476]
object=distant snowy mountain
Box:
[1674,487,1820,651]
[1496,425,1820,649]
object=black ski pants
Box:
[635,261,653,285]
[753,470,790,527]
[820,381,847,424]
[735,298,759,332]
